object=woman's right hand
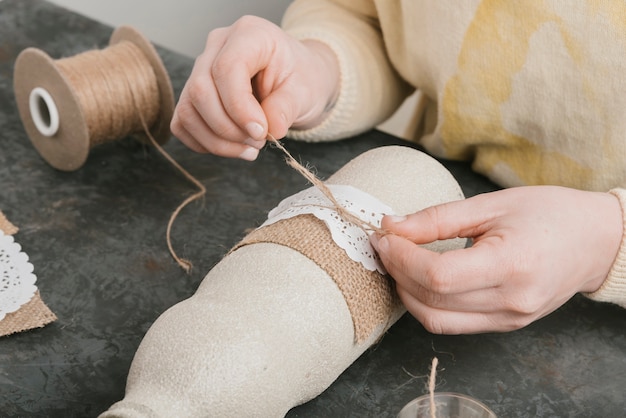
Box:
[170,15,340,161]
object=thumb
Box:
[381,194,496,244]
[259,84,304,140]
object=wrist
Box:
[583,189,626,295]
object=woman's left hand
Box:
[370,186,623,334]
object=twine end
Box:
[177,258,193,274]
[429,356,439,418]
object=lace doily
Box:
[262,185,394,273]
[0,230,37,321]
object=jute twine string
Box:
[429,356,439,418]
[136,106,206,274]
[267,135,387,236]
[59,41,205,272]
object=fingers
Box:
[211,19,279,139]
[213,19,323,140]
[171,17,281,159]
[377,234,550,333]
[396,286,536,334]
[374,232,507,294]
[381,193,501,244]
[172,84,262,160]
[171,105,261,160]
[171,29,253,158]
[394,271,548,317]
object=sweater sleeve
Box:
[584,188,626,307]
[281,0,413,142]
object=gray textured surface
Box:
[1,1,625,417]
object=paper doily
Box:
[262,185,394,273]
[0,230,37,321]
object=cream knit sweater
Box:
[283,0,626,308]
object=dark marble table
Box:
[1,1,626,417]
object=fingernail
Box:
[388,215,407,223]
[244,137,266,149]
[239,146,259,161]
[370,234,388,253]
[370,234,380,250]
[246,122,264,140]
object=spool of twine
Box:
[13,26,205,272]
[13,26,175,171]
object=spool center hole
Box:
[36,96,52,129]
[29,87,60,137]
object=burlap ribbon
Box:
[0,211,18,235]
[0,211,56,337]
[233,214,401,343]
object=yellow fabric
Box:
[283,0,626,307]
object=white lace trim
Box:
[262,185,394,274]
[0,230,37,321]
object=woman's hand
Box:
[371,186,623,334]
[171,16,339,161]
